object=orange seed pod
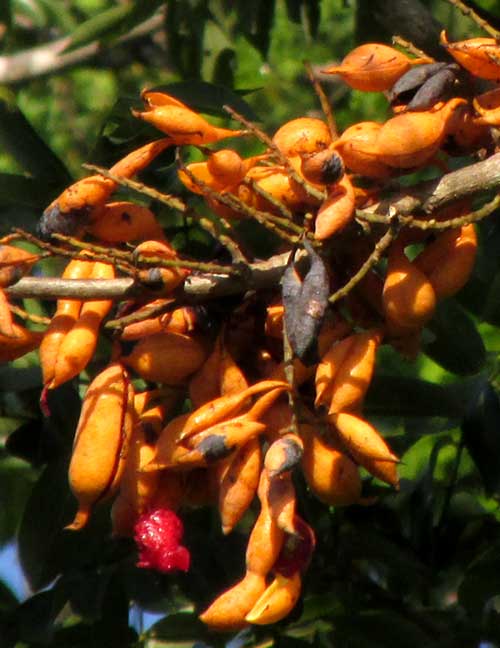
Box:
[86,201,165,243]
[219,438,262,534]
[329,412,399,487]
[0,245,39,288]
[245,572,302,625]
[415,224,477,300]
[50,261,115,389]
[301,424,362,506]
[314,174,355,240]
[199,571,267,631]
[272,117,332,157]
[66,362,135,530]
[123,332,206,385]
[322,43,429,92]
[376,98,466,168]
[39,258,94,386]
[440,30,500,80]
[382,242,436,332]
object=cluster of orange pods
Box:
[2,28,500,630]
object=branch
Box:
[368,152,500,218]
[6,153,500,303]
[0,11,164,85]
[5,252,296,302]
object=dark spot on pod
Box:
[269,438,304,477]
[301,150,345,185]
[196,434,233,462]
[38,205,90,241]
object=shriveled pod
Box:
[245,572,302,625]
[199,571,267,631]
[39,138,172,240]
[180,379,289,441]
[0,244,39,288]
[473,87,500,126]
[143,412,190,472]
[86,201,165,243]
[219,343,249,397]
[219,437,261,534]
[111,420,160,537]
[314,174,355,240]
[134,239,188,293]
[329,412,399,487]
[172,419,267,469]
[123,332,206,385]
[189,339,223,407]
[132,92,245,145]
[300,424,361,506]
[333,122,392,178]
[121,301,194,341]
[50,260,115,389]
[264,434,304,477]
[376,98,467,168]
[39,258,94,387]
[246,471,285,577]
[321,43,430,92]
[440,30,500,80]
[315,328,382,414]
[414,224,477,300]
[146,470,185,512]
[382,241,436,332]
[272,117,332,157]
[0,323,43,362]
[67,362,135,530]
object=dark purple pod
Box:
[406,65,460,111]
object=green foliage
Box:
[2,1,500,647]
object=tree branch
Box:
[0,11,165,85]
[6,153,500,304]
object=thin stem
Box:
[329,220,399,305]
[392,35,435,61]
[223,104,326,203]
[304,59,339,140]
[83,164,188,213]
[443,0,500,38]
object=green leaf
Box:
[0,366,42,393]
[0,580,17,610]
[149,611,207,642]
[17,458,75,590]
[334,610,438,648]
[365,375,463,418]
[423,300,486,375]
[64,1,163,52]
[0,2,11,28]
[212,48,237,88]
[458,558,500,620]
[10,578,68,644]
[0,173,56,208]
[165,0,209,79]
[462,381,500,493]
[0,100,70,186]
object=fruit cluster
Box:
[2,28,500,631]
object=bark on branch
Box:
[0,11,164,85]
[5,153,500,303]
